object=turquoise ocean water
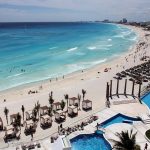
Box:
[0,22,137,91]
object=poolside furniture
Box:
[0,117,3,130]
[40,114,52,129]
[68,105,78,117]
[3,125,20,142]
[69,97,79,106]
[24,120,37,135]
[40,106,49,116]
[21,142,41,150]
[53,102,61,111]
[55,110,66,123]
[82,99,92,111]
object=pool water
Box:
[70,133,111,150]
[142,92,150,109]
[100,113,141,128]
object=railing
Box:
[140,84,150,98]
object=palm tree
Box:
[77,94,81,110]
[49,91,54,109]
[82,89,86,101]
[35,101,40,118]
[112,129,141,150]
[64,94,69,112]
[14,113,22,130]
[48,107,52,117]
[49,91,53,99]
[21,105,25,121]
[32,108,38,122]
[4,107,9,125]
[60,100,66,111]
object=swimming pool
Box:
[141,92,150,109]
[100,113,141,128]
[70,132,111,150]
[70,113,141,150]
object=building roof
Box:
[83,99,92,103]
[69,97,78,101]
[40,106,49,110]
[53,102,61,106]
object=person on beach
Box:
[96,123,99,130]
[144,143,148,150]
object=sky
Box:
[0,0,150,22]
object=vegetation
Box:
[14,113,22,129]
[112,129,141,150]
[82,89,86,101]
[60,100,66,111]
[4,107,9,125]
[21,105,25,121]
[64,94,69,111]
[48,107,52,117]
[49,91,54,109]
[35,101,40,117]
[77,94,81,110]
[145,129,150,140]
[32,108,38,122]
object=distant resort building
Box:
[122,18,127,23]
[102,19,110,23]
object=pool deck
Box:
[66,99,150,150]
[1,97,150,150]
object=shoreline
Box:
[0,24,138,95]
[0,24,150,148]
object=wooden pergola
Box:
[55,110,66,123]
[0,117,3,130]
[68,105,78,117]
[53,102,61,111]
[82,99,92,111]
[40,115,52,129]
[40,106,49,116]
[24,120,37,135]
[10,113,18,124]
[69,97,79,106]
[25,110,33,120]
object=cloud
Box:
[0,0,150,22]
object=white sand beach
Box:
[0,24,150,149]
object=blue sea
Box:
[0,22,137,91]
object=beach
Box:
[0,24,150,148]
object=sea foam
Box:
[67,47,78,52]
[87,46,97,50]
